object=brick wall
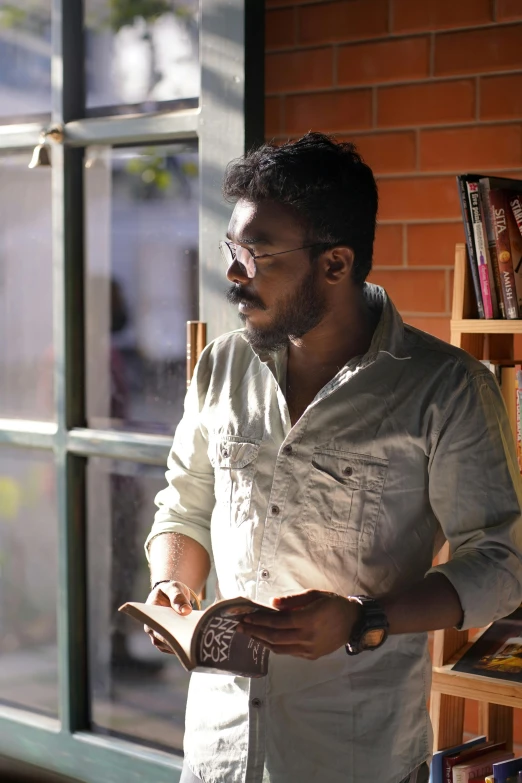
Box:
[265,0,522,343]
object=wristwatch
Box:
[345,595,389,655]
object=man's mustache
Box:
[226,285,266,310]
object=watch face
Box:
[362,628,386,649]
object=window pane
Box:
[85,143,198,435]
[0,447,58,716]
[0,154,54,420]
[0,1,52,120]
[85,1,200,115]
[87,457,189,752]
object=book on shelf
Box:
[499,366,522,472]
[119,596,276,677]
[451,748,515,783]
[491,755,522,782]
[452,606,522,683]
[431,737,487,783]
[443,741,507,783]
[456,173,522,319]
[451,749,514,783]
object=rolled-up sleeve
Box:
[144,346,215,561]
[427,369,522,629]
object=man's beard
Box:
[226,263,327,352]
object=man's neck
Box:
[287,289,378,378]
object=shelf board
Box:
[432,665,522,709]
[451,319,522,334]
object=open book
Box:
[119,596,277,677]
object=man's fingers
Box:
[242,611,299,629]
[271,590,323,610]
[238,624,304,645]
[147,580,193,615]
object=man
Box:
[144,133,522,783]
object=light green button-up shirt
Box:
[146,284,522,783]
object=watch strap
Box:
[345,595,389,656]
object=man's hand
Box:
[144,580,193,654]
[237,589,360,660]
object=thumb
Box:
[163,582,193,615]
[271,590,322,610]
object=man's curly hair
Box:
[222,132,378,285]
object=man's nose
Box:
[226,259,250,285]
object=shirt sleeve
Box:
[144,346,215,561]
[427,369,522,629]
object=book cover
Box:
[487,187,519,319]
[510,194,522,237]
[480,179,506,318]
[452,607,522,682]
[467,180,498,319]
[457,174,485,319]
[492,756,522,783]
[120,596,275,677]
[452,750,514,783]
[430,737,487,783]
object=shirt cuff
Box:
[427,556,522,631]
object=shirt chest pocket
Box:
[214,439,260,527]
[302,450,388,549]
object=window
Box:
[0,2,263,780]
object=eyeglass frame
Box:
[219,239,332,279]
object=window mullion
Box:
[52,0,89,735]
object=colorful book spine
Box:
[467,181,497,319]
[489,189,519,319]
[515,364,522,473]
[457,175,485,319]
[506,198,522,313]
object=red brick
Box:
[284,89,373,134]
[378,176,461,221]
[266,48,333,94]
[392,0,492,33]
[497,0,522,22]
[340,131,417,174]
[407,223,465,266]
[368,269,447,312]
[403,316,451,341]
[266,8,295,50]
[377,80,475,127]
[481,73,522,120]
[338,37,430,86]
[419,124,522,171]
[373,224,404,266]
[299,0,389,45]
[266,96,283,137]
[435,24,522,76]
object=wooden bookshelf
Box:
[430,243,522,753]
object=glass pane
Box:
[85,142,199,435]
[0,1,52,120]
[0,153,54,420]
[87,457,189,752]
[85,0,200,115]
[0,447,58,716]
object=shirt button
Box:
[222,448,229,458]
[260,568,270,579]
[343,466,353,477]
[251,698,263,708]
[270,504,280,515]
[282,445,292,455]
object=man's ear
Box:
[323,246,354,284]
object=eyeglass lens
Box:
[219,241,256,278]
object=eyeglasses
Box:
[219,239,327,279]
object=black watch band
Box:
[345,595,389,656]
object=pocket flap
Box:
[312,450,388,490]
[218,441,259,469]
